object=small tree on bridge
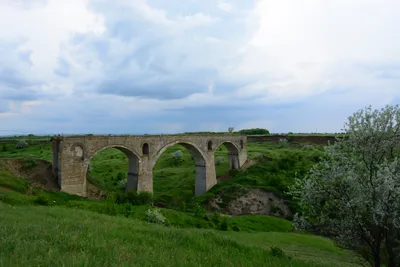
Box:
[290,105,400,267]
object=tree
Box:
[228,127,234,133]
[237,128,270,135]
[290,105,400,267]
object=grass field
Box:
[0,202,361,267]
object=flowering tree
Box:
[290,105,400,267]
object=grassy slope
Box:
[0,166,293,233]
[0,202,360,267]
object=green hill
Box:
[0,202,361,267]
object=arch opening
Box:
[214,142,240,183]
[86,146,140,195]
[207,141,213,151]
[142,143,150,155]
[152,142,207,204]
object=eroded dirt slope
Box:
[0,158,104,199]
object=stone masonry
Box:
[52,134,248,197]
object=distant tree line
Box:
[236,128,270,135]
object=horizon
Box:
[1,0,400,135]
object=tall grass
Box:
[0,203,361,267]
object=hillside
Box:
[0,202,361,267]
[0,135,367,266]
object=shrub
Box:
[193,203,206,218]
[232,225,241,232]
[117,191,153,206]
[278,139,289,148]
[302,144,314,150]
[145,208,167,225]
[1,144,7,152]
[34,196,50,206]
[116,172,125,181]
[219,217,229,231]
[15,140,28,149]
[215,156,224,166]
[212,212,221,225]
[171,150,183,165]
[119,179,127,189]
[270,246,285,258]
[134,192,153,206]
[180,201,187,212]
[122,203,133,218]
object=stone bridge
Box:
[52,134,248,197]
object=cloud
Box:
[0,0,400,135]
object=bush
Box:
[270,246,285,258]
[193,203,206,218]
[145,208,167,225]
[171,150,183,165]
[278,139,289,148]
[219,217,229,231]
[212,212,221,225]
[15,140,28,149]
[116,172,125,181]
[116,191,153,206]
[119,179,127,189]
[232,225,241,232]
[34,196,50,206]
[215,156,224,166]
[302,144,314,150]
[133,192,153,206]
[1,144,7,152]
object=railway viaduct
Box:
[52,134,248,197]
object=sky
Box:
[0,0,400,135]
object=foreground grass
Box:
[0,203,360,267]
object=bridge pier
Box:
[137,156,153,193]
[228,152,240,170]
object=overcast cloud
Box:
[0,0,399,135]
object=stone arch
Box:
[152,141,207,196]
[214,141,240,170]
[214,141,240,154]
[86,145,140,192]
